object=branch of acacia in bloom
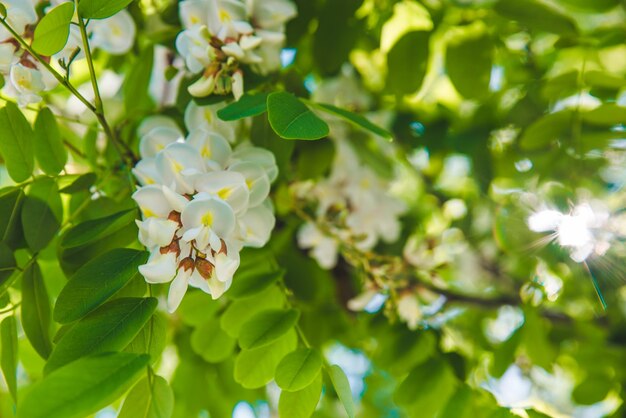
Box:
[289,197,599,326]
[0,16,137,170]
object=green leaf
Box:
[518,111,573,150]
[267,92,329,140]
[559,0,618,11]
[177,290,220,327]
[275,348,323,392]
[31,2,75,56]
[0,187,24,249]
[394,357,458,417]
[118,375,174,418]
[278,373,322,418]
[22,262,53,359]
[17,352,150,418]
[59,173,97,194]
[582,104,626,126]
[386,31,430,95]
[572,375,612,405]
[0,4,7,19]
[22,178,62,252]
[234,330,297,389]
[124,313,167,361]
[45,297,157,373]
[220,285,284,338]
[0,316,18,402]
[0,242,16,287]
[239,308,300,350]
[217,93,269,121]
[494,0,578,35]
[446,31,493,99]
[190,317,236,363]
[34,108,67,175]
[0,102,34,182]
[54,249,149,323]
[311,103,393,141]
[328,365,356,418]
[78,0,134,19]
[124,47,154,115]
[60,209,136,249]
[228,267,285,299]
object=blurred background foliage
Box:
[1,0,626,417]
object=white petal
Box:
[167,267,191,312]
[194,171,250,215]
[139,251,177,283]
[228,161,270,207]
[181,197,236,238]
[186,129,232,167]
[239,202,275,247]
[140,126,184,158]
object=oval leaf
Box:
[78,0,134,19]
[18,352,149,418]
[32,2,75,56]
[446,31,493,99]
[275,348,323,392]
[191,317,236,363]
[328,365,355,418]
[45,297,157,373]
[386,31,430,95]
[0,102,34,182]
[278,373,322,418]
[60,209,136,249]
[34,108,67,175]
[54,248,149,324]
[217,93,269,121]
[220,285,284,338]
[22,178,62,252]
[0,316,18,402]
[234,330,297,389]
[118,375,174,418]
[267,92,329,140]
[22,262,53,359]
[239,308,300,350]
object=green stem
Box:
[0,18,95,112]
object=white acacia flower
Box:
[185,102,236,143]
[297,223,339,269]
[9,63,47,106]
[156,142,206,194]
[181,197,236,249]
[194,171,250,214]
[89,10,136,55]
[136,217,180,249]
[133,117,279,309]
[139,251,178,284]
[187,129,232,168]
[0,44,17,74]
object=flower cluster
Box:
[132,108,278,312]
[176,0,296,99]
[297,140,406,269]
[0,0,135,106]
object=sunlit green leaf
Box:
[267,92,329,140]
[386,31,430,95]
[328,365,355,418]
[278,373,322,418]
[18,352,150,418]
[275,348,323,392]
[34,108,67,175]
[78,0,134,19]
[190,317,236,363]
[217,93,269,121]
[0,102,34,182]
[0,316,18,402]
[22,262,52,359]
[119,375,174,418]
[31,2,75,56]
[54,249,149,323]
[21,178,62,252]
[238,308,300,350]
[45,297,157,373]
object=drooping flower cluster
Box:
[176,0,297,99]
[296,140,406,269]
[132,107,277,312]
[0,0,135,106]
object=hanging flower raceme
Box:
[132,115,278,312]
[296,140,406,269]
[176,0,297,100]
